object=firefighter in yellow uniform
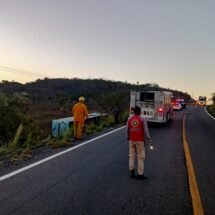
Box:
[72,96,89,141]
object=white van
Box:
[130,91,173,123]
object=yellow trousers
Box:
[73,121,85,139]
[129,141,145,175]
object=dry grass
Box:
[9,123,23,149]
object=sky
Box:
[0,0,214,101]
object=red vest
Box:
[128,115,144,141]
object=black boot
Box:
[136,174,148,180]
[130,169,135,179]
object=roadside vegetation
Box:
[207,93,215,117]
[0,90,128,160]
[0,92,44,160]
[48,114,128,148]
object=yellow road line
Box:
[182,115,204,215]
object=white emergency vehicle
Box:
[130,91,173,123]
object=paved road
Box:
[185,106,215,215]
[0,109,192,215]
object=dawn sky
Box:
[0,0,214,101]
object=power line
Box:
[0,66,53,78]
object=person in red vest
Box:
[127,106,153,179]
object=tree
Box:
[211,93,215,105]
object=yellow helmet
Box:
[79,96,85,101]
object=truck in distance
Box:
[197,96,207,106]
[130,91,173,123]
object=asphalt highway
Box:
[185,106,215,215]
[0,107,207,215]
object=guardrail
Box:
[52,113,108,137]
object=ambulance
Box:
[130,91,173,123]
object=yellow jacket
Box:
[72,102,88,122]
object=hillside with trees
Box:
[0,78,192,128]
[0,78,192,157]
[0,78,192,108]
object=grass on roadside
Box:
[0,111,129,159]
[48,127,74,148]
[0,124,38,161]
[207,105,215,117]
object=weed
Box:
[86,123,97,135]
[106,115,115,127]
[48,126,74,148]
[9,123,23,149]
[95,126,102,132]
[120,111,129,122]
[0,145,7,156]
[207,105,215,117]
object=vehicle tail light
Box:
[158,107,163,112]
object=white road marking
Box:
[0,126,126,182]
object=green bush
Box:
[119,111,129,122]
[106,115,115,127]
[48,126,74,148]
[99,121,108,128]
[95,126,102,132]
[208,105,215,117]
[0,145,8,156]
[86,123,96,135]
[0,92,44,152]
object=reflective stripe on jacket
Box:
[127,115,144,141]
